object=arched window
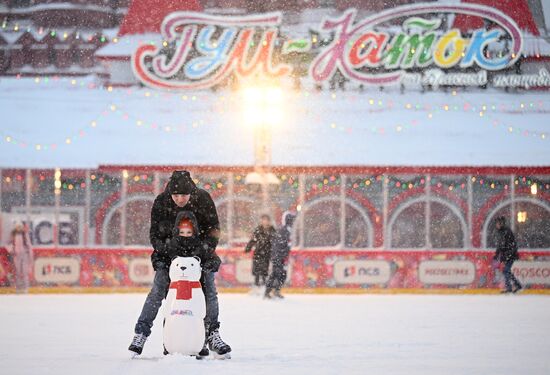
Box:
[103,195,154,246]
[294,197,373,248]
[430,201,465,249]
[389,197,466,249]
[345,203,371,248]
[484,198,550,249]
[302,198,340,247]
[216,197,257,245]
[390,201,426,248]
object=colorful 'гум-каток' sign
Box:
[132,2,523,90]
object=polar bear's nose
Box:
[180,266,187,271]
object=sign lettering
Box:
[132,3,526,90]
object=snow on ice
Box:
[1,293,549,375]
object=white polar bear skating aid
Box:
[163,256,206,355]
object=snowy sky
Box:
[1,77,549,168]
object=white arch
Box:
[101,194,155,245]
[482,197,550,248]
[294,196,374,249]
[388,196,467,249]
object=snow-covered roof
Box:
[0,28,119,44]
[522,34,550,57]
[13,65,105,74]
[0,77,549,169]
[95,33,162,58]
[6,3,123,14]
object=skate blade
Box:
[212,352,231,360]
[131,356,161,362]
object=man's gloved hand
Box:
[151,244,169,271]
[202,256,221,273]
[158,220,172,238]
[202,236,218,252]
[152,238,170,256]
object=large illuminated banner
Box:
[132,12,290,90]
[132,2,525,90]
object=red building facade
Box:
[1,165,549,290]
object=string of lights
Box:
[3,169,548,194]
[2,76,548,152]
[300,174,550,193]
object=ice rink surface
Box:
[1,293,549,375]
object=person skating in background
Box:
[265,212,296,299]
[493,216,522,294]
[245,214,276,287]
[129,171,231,358]
[6,221,33,293]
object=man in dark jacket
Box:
[129,171,231,358]
[265,212,296,299]
[245,214,276,287]
[493,216,522,293]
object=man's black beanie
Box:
[167,170,196,194]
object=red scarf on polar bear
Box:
[169,280,202,300]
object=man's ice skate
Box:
[128,333,147,356]
[195,340,209,360]
[208,329,232,359]
[264,288,272,299]
[273,290,284,299]
[512,286,523,294]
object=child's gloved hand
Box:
[169,236,181,247]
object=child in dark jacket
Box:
[265,212,296,299]
[167,211,221,273]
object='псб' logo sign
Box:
[132,2,522,90]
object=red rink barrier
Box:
[1,248,549,290]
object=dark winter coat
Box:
[265,225,292,288]
[494,226,519,263]
[245,225,276,277]
[271,225,292,267]
[165,211,221,272]
[149,175,220,270]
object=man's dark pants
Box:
[266,261,287,291]
[502,260,522,292]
